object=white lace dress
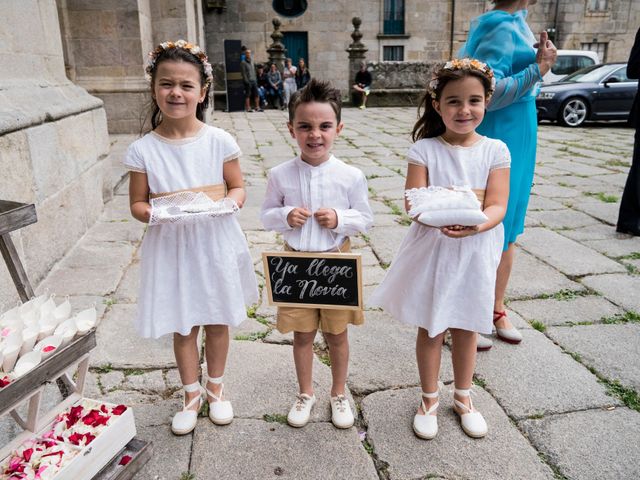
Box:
[369,136,510,337]
[124,125,259,338]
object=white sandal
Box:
[453,388,487,438]
[202,364,233,425]
[413,389,439,440]
[171,381,204,435]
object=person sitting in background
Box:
[353,61,372,110]
[267,63,285,109]
[256,64,269,109]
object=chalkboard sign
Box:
[262,251,363,310]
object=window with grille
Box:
[587,0,608,11]
[581,42,608,62]
[384,0,405,34]
[383,46,404,61]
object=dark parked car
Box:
[536,63,638,127]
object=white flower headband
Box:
[427,58,496,99]
[145,39,213,88]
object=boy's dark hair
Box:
[143,48,211,133]
[288,78,342,123]
[412,63,493,141]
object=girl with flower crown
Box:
[124,40,258,435]
[370,59,510,440]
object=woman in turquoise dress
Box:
[460,0,556,347]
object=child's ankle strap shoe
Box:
[202,364,233,425]
[287,393,316,428]
[413,389,439,440]
[493,310,523,344]
[330,395,354,429]
[171,381,204,435]
[453,388,487,438]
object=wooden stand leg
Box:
[0,233,35,302]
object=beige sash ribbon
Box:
[284,237,351,253]
[149,183,226,201]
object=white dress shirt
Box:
[261,155,373,252]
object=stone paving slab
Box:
[527,209,600,230]
[114,260,140,303]
[134,426,192,480]
[517,227,626,277]
[572,199,620,225]
[520,408,640,480]
[547,324,640,391]
[474,329,620,419]
[225,340,353,423]
[581,273,640,313]
[91,304,177,369]
[361,387,554,480]
[348,311,453,395]
[559,223,628,242]
[37,265,124,297]
[507,248,584,300]
[508,295,624,327]
[83,218,145,244]
[367,225,409,266]
[582,236,640,258]
[530,183,582,198]
[191,420,379,480]
[527,195,566,211]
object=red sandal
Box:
[493,310,522,344]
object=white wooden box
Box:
[1,398,136,480]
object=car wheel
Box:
[558,97,589,127]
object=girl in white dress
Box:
[124,40,258,435]
[370,59,510,439]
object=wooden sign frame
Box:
[262,251,363,310]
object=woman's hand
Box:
[440,225,479,238]
[534,31,557,76]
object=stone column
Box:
[58,0,205,133]
[267,18,286,72]
[0,0,110,309]
[346,17,368,101]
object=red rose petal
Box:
[43,345,56,353]
[22,448,33,462]
[119,455,132,466]
[112,404,127,415]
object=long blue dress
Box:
[460,9,542,250]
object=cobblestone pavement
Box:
[3,108,640,479]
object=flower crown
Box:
[145,39,213,88]
[427,58,496,99]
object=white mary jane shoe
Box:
[453,388,487,438]
[203,368,233,425]
[494,310,523,344]
[171,381,204,435]
[413,389,439,440]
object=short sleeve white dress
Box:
[124,125,259,339]
[369,136,510,337]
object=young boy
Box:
[261,79,373,429]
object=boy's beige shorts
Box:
[276,238,364,335]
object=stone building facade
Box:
[0,0,205,310]
[204,0,639,94]
[0,1,110,309]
